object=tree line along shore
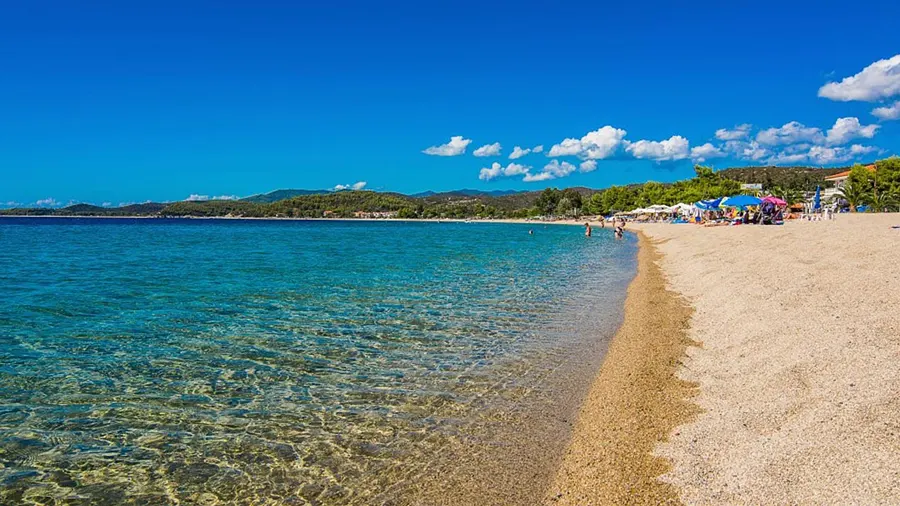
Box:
[4,160,899,220]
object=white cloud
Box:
[548,126,627,159]
[872,101,900,120]
[764,144,878,166]
[478,162,530,181]
[850,144,878,156]
[690,142,726,162]
[186,194,210,201]
[35,198,60,207]
[522,160,577,182]
[532,145,544,153]
[522,172,554,182]
[625,135,690,161]
[756,121,824,146]
[509,146,531,159]
[825,117,879,145]
[422,135,472,156]
[473,142,502,157]
[101,202,112,207]
[547,138,582,157]
[334,181,368,191]
[579,160,597,172]
[724,140,772,161]
[212,195,240,200]
[3,201,22,207]
[807,146,852,165]
[715,124,752,141]
[818,54,900,102]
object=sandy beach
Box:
[551,213,900,504]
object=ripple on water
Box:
[0,218,636,505]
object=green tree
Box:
[560,188,583,214]
[838,181,872,212]
[535,188,561,216]
[556,197,574,217]
[869,189,898,213]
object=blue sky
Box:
[2,0,900,207]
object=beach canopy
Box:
[694,197,723,210]
[647,204,671,212]
[814,186,821,210]
[721,195,762,208]
[762,195,787,206]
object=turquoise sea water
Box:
[0,218,637,505]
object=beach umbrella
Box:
[762,195,787,206]
[721,195,762,208]
[814,186,821,210]
[694,198,723,210]
[647,204,671,212]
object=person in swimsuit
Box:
[585,222,592,237]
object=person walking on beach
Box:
[585,222,592,237]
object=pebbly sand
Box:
[545,231,700,505]
[641,214,900,505]
[551,213,899,505]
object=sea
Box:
[0,218,637,505]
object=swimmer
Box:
[584,222,591,237]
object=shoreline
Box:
[544,231,700,505]
[0,214,592,226]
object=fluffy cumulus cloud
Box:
[764,144,877,165]
[532,145,544,153]
[186,194,210,201]
[478,162,530,181]
[509,146,531,159]
[722,140,772,161]
[715,124,752,141]
[523,160,576,182]
[872,101,900,120]
[625,135,690,162]
[473,142,502,157]
[690,142,725,162]
[422,136,472,156]
[825,117,879,145]
[548,126,627,159]
[35,198,60,207]
[818,54,900,102]
[579,160,597,173]
[334,181,367,191]
[756,121,825,146]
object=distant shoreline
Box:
[0,215,596,226]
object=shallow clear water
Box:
[0,218,636,505]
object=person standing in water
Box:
[584,222,592,237]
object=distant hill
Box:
[410,189,524,198]
[0,202,167,217]
[718,166,848,190]
[241,189,331,203]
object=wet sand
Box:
[544,232,700,505]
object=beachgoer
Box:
[528,229,534,235]
[585,222,592,237]
[614,225,624,239]
[600,219,606,229]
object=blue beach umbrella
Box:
[695,197,723,210]
[814,186,821,210]
[721,195,762,209]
